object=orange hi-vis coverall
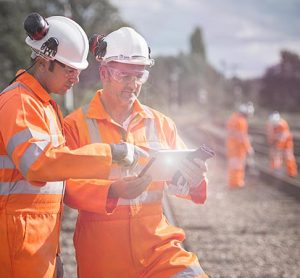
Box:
[226,112,252,188]
[0,71,112,278]
[64,90,208,278]
[266,119,297,177]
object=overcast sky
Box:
[110,0,300,79]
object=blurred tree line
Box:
[1,0,298,116]
[0,0,127,97]
[259,50,300,112]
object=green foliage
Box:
[0,0,127,90]
[189,26,206,59]
[259,49,300,112]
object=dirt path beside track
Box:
[168,157,300,278]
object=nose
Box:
[126,76,140,89]
[67,70,81,84]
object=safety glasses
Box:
[106,66,149,85]
[54,60,81,78]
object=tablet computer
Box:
[137,145,214,181]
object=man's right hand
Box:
[110,142,149,167]
[108,175,152,199]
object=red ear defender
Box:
[24,13,49,40]
[89,34,107,61]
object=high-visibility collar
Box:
[16,70,52,103]
[85,89,154,120]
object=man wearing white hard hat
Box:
[0,14,146,278]
[226,102,255,188]
[266,111,297,177]
[64,27,209,277]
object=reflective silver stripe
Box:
[44,106,60,147]
[6,128,50,157]
[0,155,15,169]
[284,149,294,159]
[171,263,205,277]
[118,190,163,205]
[0,82,30,95]
[82,104,102,143]
[228,130,248,141]
[228,157,246,169]
[0,180,64,195]
[145,118,161,149]
[274,131,289,141]
[19,141,49,177]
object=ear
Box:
[36,58,47,72]
[99,66,108,81]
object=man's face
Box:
[44,60,81,95]
[101,61,148,108]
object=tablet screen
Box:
[137,149,195,181]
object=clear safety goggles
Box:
[106,66,149,85]
[55,60,81,78]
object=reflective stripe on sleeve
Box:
[19,141,49,177]
[0,155,15,169]
[6,128,50,157]
[171,263,206,277]
[0,180,64,195]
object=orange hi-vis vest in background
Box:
[266,118,297,177]
[226,112,252,187]
[64,90,208,278]
[0,72,112,278]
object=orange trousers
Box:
[73,205,208,278]
[227,155,246,188]
[0,199,61,278]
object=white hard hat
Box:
[238,102,254,116]
[91,27,154,66]
[268,111,281,125]
[25,13,89,70]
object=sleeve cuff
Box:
[189,178,207,204]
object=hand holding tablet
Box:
[138,144,215,181]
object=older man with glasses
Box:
[63,27,209,278]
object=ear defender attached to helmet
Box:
[91,27,154,66]
[24,13,59,60]
[24,13,49,40]
[89,34,107,62]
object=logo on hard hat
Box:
[41,37,59,58]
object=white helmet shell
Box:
[268,111,281,126]
[238,102,254,116]
[102,27,154,66]
[25,16,89,70]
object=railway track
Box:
[178,121,300,198]
[166,121,300,277]
[60,119,300,278]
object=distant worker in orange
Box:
[266,111,297,177]
[64,27,209,277]
[226,102,254,188]
[0,13,146,278]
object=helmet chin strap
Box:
[8,59,38,85]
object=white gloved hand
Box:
[110,143,149,167]
[167,158,207,195]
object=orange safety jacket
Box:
[64,90,208,278]
[226,112,252,187]
[266,119,297,176]
[0,71,112,278]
